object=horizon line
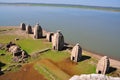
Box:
[0,2,120,12]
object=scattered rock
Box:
[9,45,21,54]
[13,56,19,62]
[6,42,16,50]
[15,38,19,41]
[6,42,29,63]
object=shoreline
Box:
[0,26,120,69]
[38,27,120,69]
[83,48,120,61]
[64,42,120,69]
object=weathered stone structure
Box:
[6,42,15,50]
[20,23,26,30]
[52,31,64,51]
[71,43,82,62]
[69,74,120,80]
[6,42,28,62]
[9,45,21,55]
[26,25,32,34]
[33,24,42,39]
[96,56,110,74]
[46,32,54,42]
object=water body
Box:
[0,5,120,60]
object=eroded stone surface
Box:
[52,30,64,51]
[20,23,26,30]
[33,24,42,39]
[46,32,54,42]
[96,56,110,74]
[71,43,82,62]
[26,25,32,34]
[69,74,120,80]
[6,42,28,62]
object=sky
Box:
[0,0,120,7]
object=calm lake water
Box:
[0,5,120,60]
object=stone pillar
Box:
[52,30,64,51]
[71,43,82,62]
[33,23,42,39]
[26,25,32,34]
[20,23,26,30]
[96,56,110,74]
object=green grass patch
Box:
[0,34,51,54]
[75,57,96,74]
[0,52,12,64]
[40,50,70,62]
[0,35,17,44]
[16,38,51,54]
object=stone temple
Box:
[71,43,82,62]
[26,25,32,34]
[96,56,110,74]
[33,23,42,39]
[52,30,64,51]
[20,23,26,30]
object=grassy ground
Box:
[0,27,118,80]
[34,50,96,80]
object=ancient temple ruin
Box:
[26,25,32,34]
[46,32,54,42]
[33,23,42,39]
[96,56,110,74]
[20,23,26,30]
[52,31,64,51]
[71,43,82,62]
[6,42,28,62]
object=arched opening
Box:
[98,70,101,74]
[72,57,75,60]
[53,46,55,50]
